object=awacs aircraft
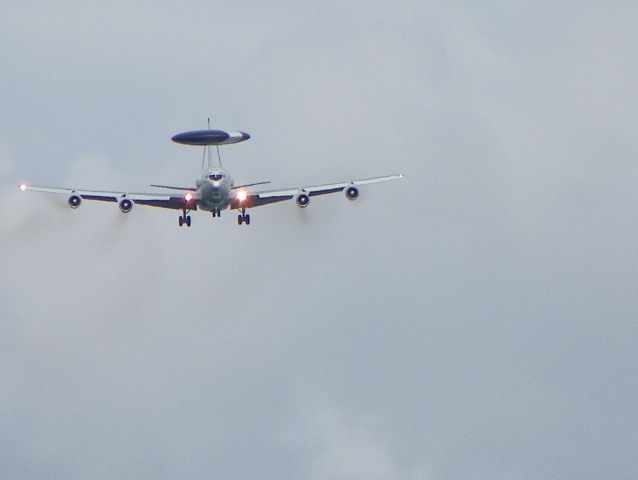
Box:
[19,128,403,227]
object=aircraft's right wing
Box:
[150,184,197,191]
[230,173,403,210]
[19,184,197,211]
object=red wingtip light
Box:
[237,190,247,202]
[19,184,27,191]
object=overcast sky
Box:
[1,1,637,479]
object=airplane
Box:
[18,128,403,227]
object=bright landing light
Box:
[19,184,27,191]
[184,193,193,202]
[237,190,247,202]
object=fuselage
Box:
[194,168,234,212]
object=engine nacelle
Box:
[345,185,359,201]
[68,194,81,209]
[296,192,310,208]
[119,198,133,213]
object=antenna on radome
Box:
[207,116,223,168]
[204,117,212,169]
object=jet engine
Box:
[68,194,82,209]
[345,185,359,201]
[119,198,133,213]
[296,192,310,208]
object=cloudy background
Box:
[1,1,637,479]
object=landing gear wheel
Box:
[179,208,192,228]
[237,208,250,226]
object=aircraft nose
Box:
[240,131,250,141]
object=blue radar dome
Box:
[171,129,250,146]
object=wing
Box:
[18,184,196,211]
[230,173,403,209]
[150,184,197,191]
[232,181,271,189]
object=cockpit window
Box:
[209,174,223,181]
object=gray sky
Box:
[1,1,637,479]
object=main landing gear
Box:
[211,207,221,218]
[237,208,250,225]
[178,208,192,227]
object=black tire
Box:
[237,215,243,225]
[186,216,191,227]
[245,214,250,225]
[178,216,184,227]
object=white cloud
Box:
[284,394,401,480]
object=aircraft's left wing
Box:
[18,184,196,210]
[230,173,403,210]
